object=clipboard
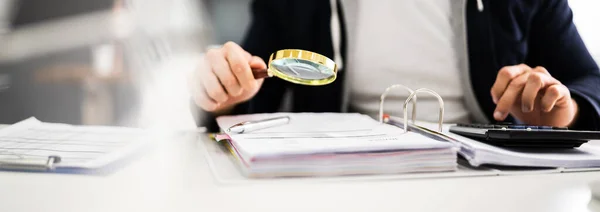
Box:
[0,117,153,173]
[0,156,62,171]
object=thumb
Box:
[249,56,267,70]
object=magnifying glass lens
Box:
[270,58,332,80]
[251,49,338,85]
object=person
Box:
[190,0,600,132]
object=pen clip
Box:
[227,116,290,134]
[227,122,249,133]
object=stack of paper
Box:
[384,116,600,169]
[216,113,458,178]
[0,117,152,171]
[447,130,600,168]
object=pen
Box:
[227,116,291,134]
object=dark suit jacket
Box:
[205,0,600,131]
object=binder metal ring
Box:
[403,88,445,132]
[379,84,416,124]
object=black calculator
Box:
[449,123,600,148]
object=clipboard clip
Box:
[379,85,445,133]
[0,155,62,171]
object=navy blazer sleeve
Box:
[527,0,600,130]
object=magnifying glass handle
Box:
[252,68,270,79]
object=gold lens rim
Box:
[267,49,338,86]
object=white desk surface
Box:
[1,134,600,212]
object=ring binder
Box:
[404,88,445,132]
[379,84,445,133]
[0,155,61,171]
[379,84,416,124]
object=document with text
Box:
[0,117,152,170]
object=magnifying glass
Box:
[251,49,338,86]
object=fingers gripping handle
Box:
[252,68,270,79]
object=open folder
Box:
[216,113,458,178]
[214,84,600,178]
[386,116,600,168]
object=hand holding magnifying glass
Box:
[251,49,338,85]
[192,42,338,112]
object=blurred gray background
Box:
[205,0,251,44]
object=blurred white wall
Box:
[570,0,600,65]
[116,0,214,129]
